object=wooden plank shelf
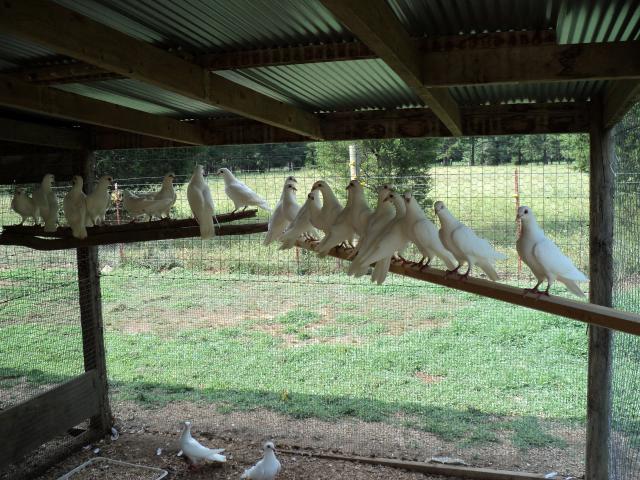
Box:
[0,209,267,250]
[296,240,640,337]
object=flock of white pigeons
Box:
[11,164,588,297]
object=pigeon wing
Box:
[532,237,588,282]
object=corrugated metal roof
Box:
[53,0,348,53]
[0,33,62,69]
[217,59,423,112]
[451,80,608,106]
[556,0,640,43]
[54,79,228,118]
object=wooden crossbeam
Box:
[0,117,85,150]
[0,0,323,139]
[603,80,640,128]
[319,0,463,136]
[295,241,640,337]
[0,75,204,145]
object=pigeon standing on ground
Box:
[241,442,281,480]
[217,168,271,213]
[10,188,36,225]
[121,191,175,222]
[179,421,226,468]
[32,173,59,232]
[63,176,88,240]
[309,180,343,237]
[85,175,113,226]
[278,192,321,250]
[434,201,506,280]
[315,179,369,257]
[139,172,177,219]
[187,165,216,239]
[264,178,299,246]
[402,193,457,270]
[516,205,588,297]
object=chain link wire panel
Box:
[87,145,588,476]
[611,102,640,480]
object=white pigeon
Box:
[516,205,588,297]
[32,173,59,232]
[278,192,321,250]
[63,176,88,240]
[122,191,175,221]
[402,193,457,270]
[187,165,216,239]
[434,201,506,280]
[10,188,36,225]
[179,421,226,467]
[264,178,299,246]
[315,179,371,257]
[309,180,343,236]
[350,192,409,284]
[85,175,113,226]
[347,184,395,276]
[138,172,177,219]
[217,167,271,213]
[241,442,281,480]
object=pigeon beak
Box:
[292,187,297,191]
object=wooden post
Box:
[586,97,614,480]
[76,150,113,435]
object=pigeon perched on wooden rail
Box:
[63,176,88,240]
[279,191,320,250]
[10,188,36,225]
[86,175,113,226]
[217,168,271,213]
[241,442,281,480]
[32,173,59,232]
[187,165,216,239]
[309,180,343,236]
[179,421,225,469]
[137,172,177,219]
[264,178,299,246]
[122,191,175,222]
[516,205,588,297]
[434,201,506,280]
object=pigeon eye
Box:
[524,209,528,214]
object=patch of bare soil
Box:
[415,373,445,384]
[31,400,584,480]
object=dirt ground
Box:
[24,400,583,480]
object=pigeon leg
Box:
[413,256,425,267]
[459,264,472,281]
[523,281,542,296]
[420,257,433,271]
[242,206,247,212]
[445,265,461,278]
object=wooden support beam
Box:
[603,80,640,128]
[0,0,323,139]
[0,75,204,145]
[0,220,268,251]
[0,371,100,466]
[0,150,76,184]
[295,241,640,337]
[319,0,462,136]
[0,117,85,150]
[586,98,614,480]
[280,449,548,480]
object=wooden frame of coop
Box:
[0,1,639,479]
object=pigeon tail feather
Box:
[561,278,586,298]
[477,260,499,281]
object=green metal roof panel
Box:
[0,32,61,69]
[217,59,423,112]
[556,0,640,43]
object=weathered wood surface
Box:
[586,98,614,480]
[295,240,640,337]
[2,209,258,237]
[0,221,268,250]
[604,80,640,129]
[0,117,85,150]
[280,449,548,479]
[0,371,100,466]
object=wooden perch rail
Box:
[296,240,640,337]
[0,210,267,250]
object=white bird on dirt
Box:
[179,421,226,469]
[516,205,588,297]
[187,165,216,239]
[309,180,343,236]
[434,201,506,281]
[402,193,457,271]
[350,192,409,284]
[138,172,177,219]
[32,173,59,232]
[241,442,281,480]
[63,175,88,240]
[10,188,36,225]
[264,178,299,246]
[85,175,113,226]
[217,167,271,213]
[315,179,370,257]
[278,191,320,250]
